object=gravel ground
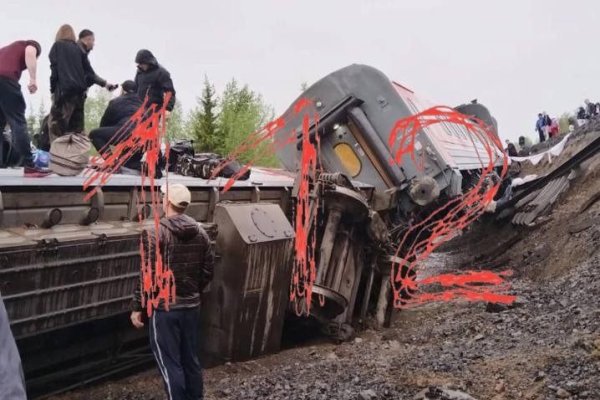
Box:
[48,136,600,400]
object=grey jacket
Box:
[0,292,27,399]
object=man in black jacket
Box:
[77,29,117,92]
[131,183,213,400]
[134,49,175,178]
[90,80,143,170]
[134,49,176,114]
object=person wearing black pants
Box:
[149,308,203,400]
[0,39,46,174]
[90,80,143,170]
[130,183,214,400]
[0,78,31,165]
[48,24,89,142]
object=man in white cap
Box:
[130,183,214,400]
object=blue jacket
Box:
[535,117,545,131]
[0,293,27,399]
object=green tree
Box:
[218,79,278,167]
[166,101,188,140]
[558,112,571,135]
[84,88,112,132]
[36,100,47,129]
[189,76,220,152]
[26,102,37,136]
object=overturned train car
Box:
[274,64,504,335]
[0,64,503,398]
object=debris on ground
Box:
[48,130,600,400]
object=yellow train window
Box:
[334,142,362,177]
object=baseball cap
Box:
[160,183,191,210]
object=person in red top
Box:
[0,39,47,175]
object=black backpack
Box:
[167,139,195,172]
[175,153,250,180]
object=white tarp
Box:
[510,133,572,165]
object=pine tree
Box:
[218,79,278,166]
[166,101,187,140]
[190,76,219,152]
[26,102,37,136]
[84,88,112,131]
[36,100,47,129]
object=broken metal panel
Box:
[201,203,294,366]
[512,175,571,225]
[308,183,371,324]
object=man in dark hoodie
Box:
[89,80,143,170]
[134,49,176,113]
[134,49,175,178]
[131,183,213,400]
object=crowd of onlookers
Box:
[504,99,598,157]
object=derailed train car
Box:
[275,64,504,334]
[0,64,504,397]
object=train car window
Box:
[333,142,362,177]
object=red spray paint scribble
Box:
[414,270,515,304]
[387,106,515,308]
[214,98,321,316]
[83,94,175,317]
[205,100,515,314]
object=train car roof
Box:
[0,167,294,188]
[0,167,374,189]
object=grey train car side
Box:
[274,64,504,211]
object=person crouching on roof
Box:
[89,80,144,173]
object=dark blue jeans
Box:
[149,308,203,400]
[0,77,32,167]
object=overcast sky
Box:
[2,0,599,142]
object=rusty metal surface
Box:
[0,181,288,340]
[512,176,570,226]
[201,203,294,365]
[0,221,218,339]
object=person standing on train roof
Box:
[132,49,176,179]
[134,49,176,115]
[0,39,50,176]
[77,29,118,95]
